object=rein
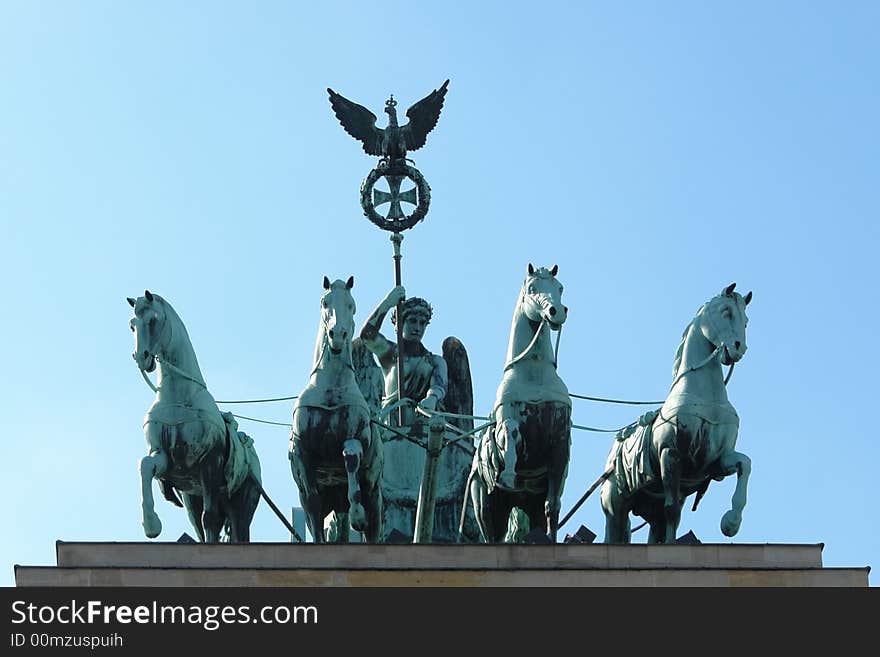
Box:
[139,356,207,395]
[140,366,159,393]
[554,324,562,369]
[136,303,206,394]
[504,317,548,371]
[309,316,356,377]
[505,288,565,371]
[668,345,727,391]
[559,337,736,528]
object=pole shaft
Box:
[391,233,405,427]
[414,422,444,543]
[251,472,304,542]
[558,469,613,530]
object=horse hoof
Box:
[720,510,741,537]
[143,514,162,539]
[349,503,367,532]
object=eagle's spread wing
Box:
[403,79,449,152]
[327,88,384,156]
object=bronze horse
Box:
[601,284,753,543]
[289,277,384,542]
[469,265,571,542]
[129,291,261,542]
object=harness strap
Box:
[669,345,722,391]
[724,362,735,386]
[504,318,547,371]
[138,357,206,395]
[140,366,159,393]
[553,323,562,369]
[156,355,207,389]
[309,338,356,377]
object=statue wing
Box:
[352,337,384,413]
[327,88,384,156]
[442,336,473,434]
[403,79,450,152]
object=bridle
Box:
[136,304,205,394]
[670,303,740,391]
[309,303,355,377]
[504,283,564,371]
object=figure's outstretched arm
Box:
[360,285,405,367]
[419,354,448,411]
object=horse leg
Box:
[600,478,631,544]
[181,493,206,542]
[718,450,752,537]
[362,485,383,543]
[492,491,514,543]
[362,474,382,543]
[238,477,261,543]
[544,487,559,543]
[291,449,324,544]
[495,416,522,490]
[658,446,682,544]
[290,415,325,543]
[469,476,494,543]
[199,486,223,543]
[646,506,665,544]
[325,510,350,543]
[228,510,246,543]
[138,451,168,538]
[645,499,680,543]
[226,479,260,543]
[199,446,226,543]
[343,439,367,533]
[524,497,553,543]
[544,437,570,543]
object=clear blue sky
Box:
[1,1,877,585]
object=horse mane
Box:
[147,294,206,386]
[152,294,182,330]
[150,294,192,352]
[525,267,555,283]
[506,267,558,366]
[671,303,707,382]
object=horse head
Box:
[521,263,568,330]
[128,290,167,373]
[321,276,356,355]
[699,283,752,365]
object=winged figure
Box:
[356,286,476,542]
[328,80,449,163]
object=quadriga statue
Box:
[128,291,261,542]
[600,283,753,543]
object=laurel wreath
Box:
[360,163,431,232]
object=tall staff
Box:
[327,80,449,424]
[390,232,405,423]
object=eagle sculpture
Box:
[328,80,449,164]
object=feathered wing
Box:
[327,88,384,156]
[352,337,384,413]
[443,336,481,542]
[403,79,450,152]
[442,336,473,434]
